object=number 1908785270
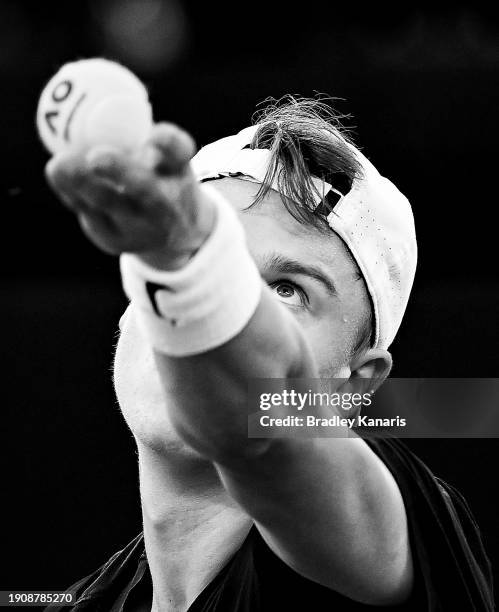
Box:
[0,591,75,607]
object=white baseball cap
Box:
[190,125,417,349]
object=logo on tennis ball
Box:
[37,59,153,154]
[44,78,86,144]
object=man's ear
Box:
[338,348,392,399]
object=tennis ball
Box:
[36,58,153,155]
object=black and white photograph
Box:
[2,2,498,610]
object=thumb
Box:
[145,122,197,176]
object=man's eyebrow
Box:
[262,253,338,296]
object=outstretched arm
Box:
[46,123,413,606]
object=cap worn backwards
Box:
[190,125,417,350]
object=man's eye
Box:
[270,281,306,307]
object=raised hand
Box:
[45,122,215,270]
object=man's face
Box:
[210,178,371,377]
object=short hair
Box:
[249,96,373,353]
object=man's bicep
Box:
[215,436,413,606]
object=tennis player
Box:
[45,98,494,611]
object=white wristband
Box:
[119,184,262,356]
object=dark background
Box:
[2,0,498,593]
